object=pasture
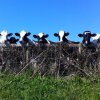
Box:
[0,72,100,100]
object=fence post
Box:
[26,47,29,64]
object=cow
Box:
[92,33,100,50]
[92,33,100,45]
[54,30,79,44]
[8,37,19,44]
[15,30,34,46]
[78,30,97,53]
[33,32,51,45]
[78,31,96,46]
[0,30,13,45]
[54,30,69,43]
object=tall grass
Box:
[0,71,100,100]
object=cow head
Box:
[78,31,96,46]
[8,37,19,44]
[15,30,31,44]
[0,30,12,44]
[33,32,50,44]
[54,30,69,42]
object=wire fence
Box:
[0,43,100,77]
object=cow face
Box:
[33,32,50,44]
[0,30,12,44]
[54,30,69,42]
[15,30,31,44]
[8,37,19,44]
[78,31,96,45]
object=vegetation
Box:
[0,70,100,100]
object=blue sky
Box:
[0,0,100,42]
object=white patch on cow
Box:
[92,34,100,40]
[84,32,90,35]
[38,32,44,38]
[1,30,8,36]
[92,34,100,45]
[85,41,88,44]
[84,32,87,35]
[0,30,8,43]
[58,30,65,42]
[19,30,27,41]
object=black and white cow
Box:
[78,31,97,53]
[54,30,79,44]
[33,32,50,45]
[8,37,19,44]
[78,31,96,46]
[15,30,34,46]
[92,33,100,50]
[54,30,69,42]
[0,30,13,45]
[92,33,100,45]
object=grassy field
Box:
[0,71,100,100]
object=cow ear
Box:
[78,34,83,37]
[54,33,58,37]
[91,34,96,37]
[15,33,20,36]
[44,34,49,38]
[7,33,13,36]
[65,32,69,36]
[26,32,31,36]
[33,35,38,38]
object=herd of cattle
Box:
[0,30,100,48]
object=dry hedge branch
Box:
[0,44,99,77]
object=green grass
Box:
[0,72,100,100]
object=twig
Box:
[15,50,47,76]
